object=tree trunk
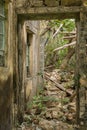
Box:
[60,48,75,69]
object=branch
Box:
[52,24,63,38]
[59,31,76,34]
[40,26,52,36]
[63,35,76,39]
[53,41,76,52]
[44,73,72,96]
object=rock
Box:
[45,0,59,6]
[48,91,58,95]
[29,109,37,115]
[24,114,31,122]
[69,106,76,113]
[68,102,76,112]
[61,0,82,6]
[65,113,73,121]
[33,119,39,124]
[39,119,55,130]
[48,86,59,91]
[64,80,74,88]
[52,111,58,119]
[55,122,74,130]
[36,126,42,130]
[45,111,52,119]
[46,101,58,108]
[57,75,61,82]
[50,75,57,81]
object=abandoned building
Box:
[0,0,87,130]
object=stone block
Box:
[16,0,43,7]
[31,0,43,7]
[61,0,82,6]
[16,0,26,7]
[45,0,59,6]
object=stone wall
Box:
[24,21,40,103]
[15,0,82,8]
[0,1,14,129]
[13,20,40,124]
[78,13,87,128]
[38,37,45,88]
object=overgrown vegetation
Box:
[27,90,59,112]
[41,19,76,69]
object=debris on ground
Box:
[17,69,76,130]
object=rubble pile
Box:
[17,69,76,130]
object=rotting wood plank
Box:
[53,41,76,52]
[52,24,63,38]
[45,73,72,96]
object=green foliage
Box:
[44,19,76,68]
[48,19,75,32]
[27,94,59,112]
[27,95,44,111]
[62,19,75,32]
[27,93,70,113]
[61,97,70,105]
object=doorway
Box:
[15,6,84,129]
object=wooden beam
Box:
[45,74,72,96]
[53,41,87,52]
[16,6,81,20]
[63,35,76,39]
[52,24,63,38]
[53,41,76,52]
[60,31,76,34]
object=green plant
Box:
[27,95,59,112]
[61,97,69,105]
[44,19,76,69]
[27,95,45,111]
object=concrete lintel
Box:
[16,6,82,20]
[16,6,81,14]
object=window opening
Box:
[26,33,31,77]
[0,1,5,66]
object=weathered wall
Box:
[0,1,13,129]
[76,12,87,129]
[38,37,44,88]
[24,21,40,103]
[13,19,40,125]
[61,0,82,6]
[15,0,82,8]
